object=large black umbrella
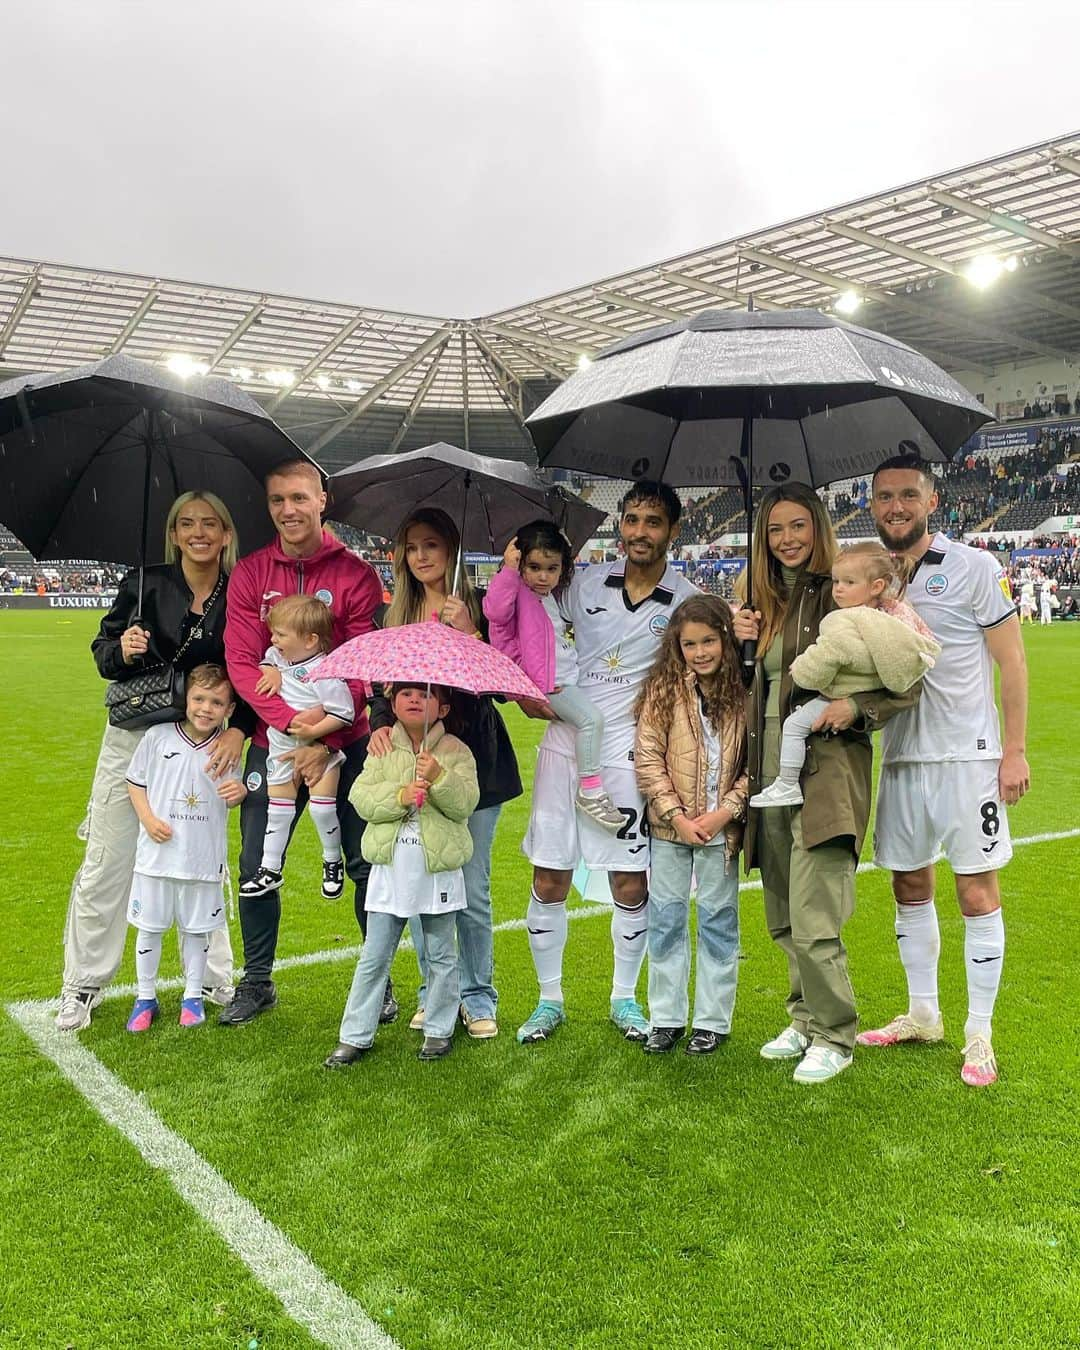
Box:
[326,442,606,575]
[0,354,316,607]
[526,308,993,675]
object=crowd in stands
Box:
[1003,394,1080,421]
[0,564,124,594]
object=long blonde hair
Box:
[165,491,239,571]
[384,507,483,630]
[735,484,836,656]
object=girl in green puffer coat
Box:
[326,684,479,1066]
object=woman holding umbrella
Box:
[733,483,919,1083]
[365,507,522,1040]
[56,491,253,1031]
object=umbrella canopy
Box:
[0,353,315,566]
[326,442,605,557]
[311,618,545,704]
[525,308,993,489]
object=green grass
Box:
[2,611,1078,1348]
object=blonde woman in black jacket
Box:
[56,492,253,1031]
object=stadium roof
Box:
[3,129,1080,469]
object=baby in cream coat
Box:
[750,542,941,809]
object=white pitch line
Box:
[35,826,1080,1009]
[6,1000,401,1350]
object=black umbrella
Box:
[326,442,606,584]
[526,308,993,676]
[0,354,316,610]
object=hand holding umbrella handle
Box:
[733,607,760,690]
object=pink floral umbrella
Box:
[309,619,546,704]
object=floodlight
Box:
[165,352,209,378]
[577,354,592,370]
[963,254,1006,289]
[834,290,861,316]
[314,374,331,390]
[346,379,363,392]
[1004,256,1019,272]
[264,369,296,387]
[229,366,254,381]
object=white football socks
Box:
[526,892,567,1003]
[964,909,1005,1041]
[261,797,295,870]
[309,796,342,862]
[181,931,210,1000]
[611,898,649,1000]
[134,930,163,1000]
[895,899,941,1025]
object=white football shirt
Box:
[881,533,1015,765]
[126,724,234,881]
[541,559,699,767]
[262,646,354,724]
[541,593,579,688]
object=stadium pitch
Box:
[2,612,1078,1349]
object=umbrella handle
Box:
[740,639,757,689]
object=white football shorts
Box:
[873,760,1013,875]
[522,748,649,873]
[127,874,229,933]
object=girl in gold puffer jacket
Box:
[633,595,748,1056]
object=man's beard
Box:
[875,516,927,553]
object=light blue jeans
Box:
[410,804,500,1020]
[547,684,605,777]
[647,837,740,1034]
[340,910,458,1046]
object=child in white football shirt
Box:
[484,520,622,831]
[125,664,246,1032]
[239,595,354,901]
[750,543,940,809]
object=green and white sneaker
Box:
[760,1025,810,1060]
[793,1045,852,1084]
[517,1000,566,1045]
[610,997,649,1043]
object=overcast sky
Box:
[3,0,1077,317]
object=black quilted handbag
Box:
[104,574,224,730]
[105,663,187,729]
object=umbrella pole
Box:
[135,410,155,621]
[450,471,471,598]
[738,404,757,688]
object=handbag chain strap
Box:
[161,569,226,667]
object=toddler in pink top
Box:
[483,519,622,832]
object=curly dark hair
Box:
[634,594,744,731]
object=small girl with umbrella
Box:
[324,683,480,1065]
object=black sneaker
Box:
[643,1026,685,1054]
[239,867,283,899]
[379,978,399,1025]
[217,979,277,1026]
[321,858,345,900]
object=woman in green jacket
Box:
[325,684,479,1066]
[733,484,920,1084]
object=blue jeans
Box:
[340,910,458,1046]
[409,804,500,1020]
[647,837,740,1034]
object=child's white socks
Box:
[309,796,342,861]
[262,797,295,870]
[135,930,163,999]
[181,931,210,1000]
[964,909,1005,1041]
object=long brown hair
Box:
[635,594,744,731]
[735,484,837,656]
[384,507,483,630]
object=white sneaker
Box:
[55,987,102,1032]
[760,1025,810,1060]
[574,789,625,832]
[749,779,804,809]
[793,1044,853,1083]
[201,984,235,1008]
